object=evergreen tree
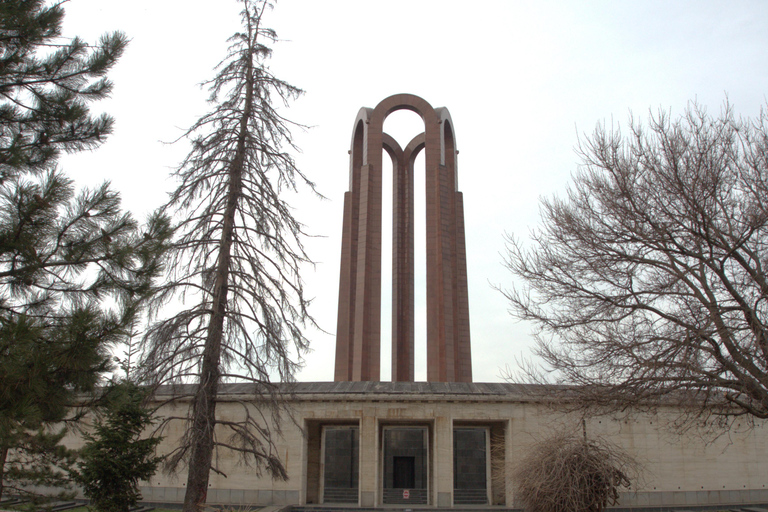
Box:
[0,0,171,499]
[76,382,163,512]
[139,2,316,511]
[0,0,125,179]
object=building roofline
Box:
[150,381,569,404]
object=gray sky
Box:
[59,0,768,382]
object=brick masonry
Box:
[334,94,472,383]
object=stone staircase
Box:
[289,507,518,512]
[289,505,768,512]
[0,498,154,512]
[666,508,768,512]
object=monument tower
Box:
[334,94,472,383]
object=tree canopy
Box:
[0,0,169,499]
[0,0,125,178]
[504,103,768,423]
[76,382,163,512]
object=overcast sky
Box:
[58,0,768,382]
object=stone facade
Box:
[62,382,768,509]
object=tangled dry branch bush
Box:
[512,433,639,512]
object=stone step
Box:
[290,508,518,512]
[130,506,156,512]
[39,501,78,512]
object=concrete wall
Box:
[61,390,768,509]
[505,403,768,508]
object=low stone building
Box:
[91,381,768,509]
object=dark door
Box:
[393,456,415,488]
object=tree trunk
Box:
[181,330,222,512]
[181,50,254,512]
[1,443,8,499]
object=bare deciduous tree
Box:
[138,2,316,511]
[504,103,768,424]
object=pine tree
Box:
[0,0,125,179]
[138,2,316,511]
[76,382,163,512]
[0,0,171,499]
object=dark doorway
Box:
[453,427,488,504]
[322,427,359,503]
[382,427,428,504]
[393,456,415,488]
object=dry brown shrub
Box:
[512,433,639,512]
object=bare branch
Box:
[503,101,768,425]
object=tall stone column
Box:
[358,413,378,506]
[434,415,454,506]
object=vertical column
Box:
[335,193,356,381]
[426,115,471,382]
[439,161,457,382]
[504,419,514,507]
[434,416,453,507]
[424,111,444,382]
[426,161,459,381]
[352,162,381,381]
[454,192,472,382]
[425,156,441,381]
[359,413,378,507]
[302,421,321,504]
[392,140,414,382]
[336,119,364,381]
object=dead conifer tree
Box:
[138,2,316,511]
